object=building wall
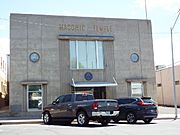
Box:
[113,20,156,99]
[0,52,7,98]
[156,65,180,106]
[10,14,156,113]
[0,52,7,108]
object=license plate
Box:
[105,111,110,114]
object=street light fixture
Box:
[170,9,180,120]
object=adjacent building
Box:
[156,64,180,107]
[0,51,7,107]
[10,13,156,114]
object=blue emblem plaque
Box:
[130,53,139,62]
[84,72,93,81]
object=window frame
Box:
[27,84,43,112]
[70,40,104,70]
[55,95,65,104]
[131,82,144,97]
[62,94,72,103]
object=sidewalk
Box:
[0,112,43,125]
[0,118,43,125]
[155,106,180,120]
[0,106,180,125]
[155,114,179,120]
[0,106,42,125]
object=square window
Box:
[175,81,180,85]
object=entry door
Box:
[57,94,73,118]
[131,82,144,97]
[93,87,106,99]
[27,85,43,111]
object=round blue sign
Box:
[130,53,139,62]
[29,52,40,63]
[84,72,93,81]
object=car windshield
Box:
[117,98,136,104]
[142,98,155,104]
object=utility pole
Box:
[145,0,148,19]
[170,9,180,120]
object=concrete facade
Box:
[10,13,156,114]
[156,64,180,107]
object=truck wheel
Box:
[43,112,52,125]
[77,111,89,126]
[101,119,110,126]
[126,112,137,124]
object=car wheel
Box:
[77,111,89,126]
[43,112,52,125]
[101,119,110,126]
[126,112,137,124]
[143,118,153,124]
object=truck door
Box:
[51,95,65,118]
[59,94,73,118]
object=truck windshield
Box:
[76,94,94,101]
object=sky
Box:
[0,0,180,66]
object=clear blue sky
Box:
[0,0,180,66]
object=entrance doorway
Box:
[131,82,144,97]
[27,85,42,111]
[93,87,106,99]
[72,87,106,99]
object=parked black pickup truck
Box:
[42,93,119,126]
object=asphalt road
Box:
[0,119,180,135]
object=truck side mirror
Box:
[52,101,57,105]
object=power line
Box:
[0,18,8,21]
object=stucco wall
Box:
[156,65,180,106]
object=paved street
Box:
[0,119,180,135]
[0,106,180,135]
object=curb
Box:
[155,117,180,120]
[0,115,179,125]
[155,117,178,120]
[0,119,43,125]
[0,118,179,125]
